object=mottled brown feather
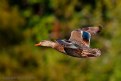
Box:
[69,30,85,47]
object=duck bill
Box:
[35,43,41,46]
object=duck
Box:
[35,26,102,58]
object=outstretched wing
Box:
[69,26,101,47]
[69,29,91,47]
[81,26,102,35]
[56,39,78,48]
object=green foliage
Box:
[0,0,121,81]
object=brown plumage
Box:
[35,26,101,58]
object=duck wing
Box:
[69,29,91,47]
[69,26,102,47]
[81,26,102,36]
[56,39,78,49]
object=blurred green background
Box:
[0,0,121,81]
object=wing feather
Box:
[66,26,101,48]
[81,26,102,35]
[56,39,78,48]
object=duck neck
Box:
[40,41,57,48]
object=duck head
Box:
[35,40,56,48]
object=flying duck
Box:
[35,26,102,58]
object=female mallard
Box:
[35,26,102,58]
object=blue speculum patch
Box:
[82,31,91,41]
